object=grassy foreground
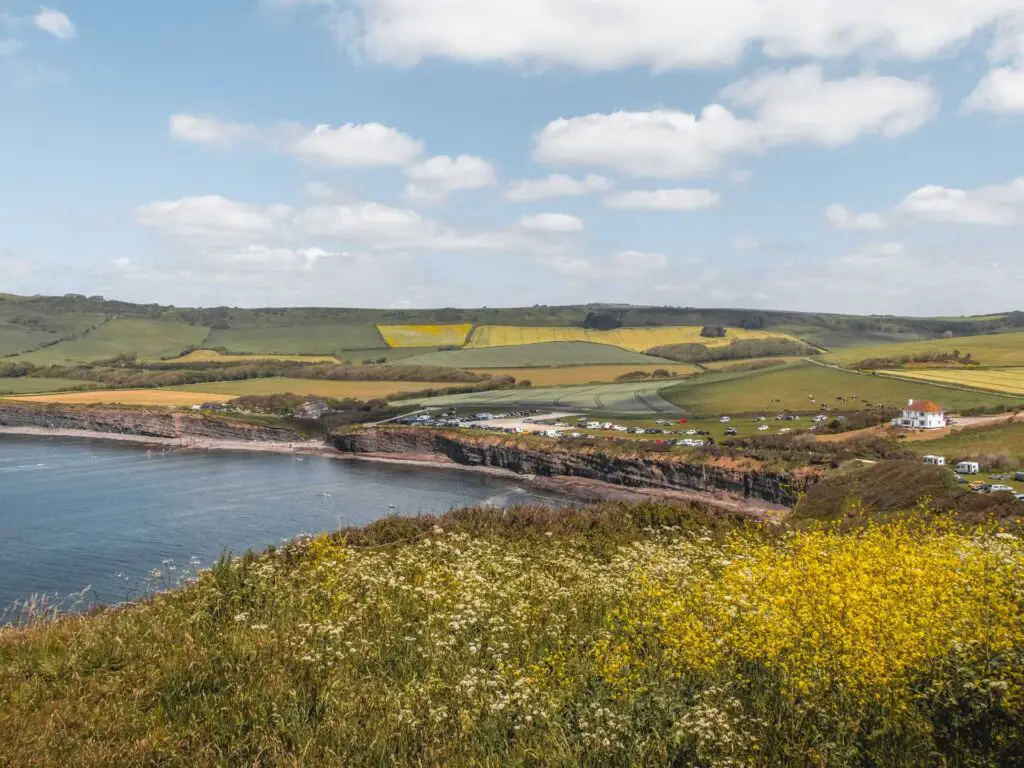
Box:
[3,503,1024,766]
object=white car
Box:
[719,416,731,423]
[990,484,1015,494]
[779,428,792,434]
[758,424,769,432]
[686,429,697,435]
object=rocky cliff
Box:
[0,402,301,442]
[333,428,814,507]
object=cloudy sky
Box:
[1,0,1023,314]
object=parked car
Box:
[990,484,1015,494]
[1016,493,1024,502]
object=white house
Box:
[923,455,946,466]
[892,399,946,430]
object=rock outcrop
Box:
[0,402,300,442]
[333,428,813,507]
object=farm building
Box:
[892,399,946,430]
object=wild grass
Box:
[168,350,341,364]
[0,377,93,395]
[3,503,1024,766]
[171,377,459,400]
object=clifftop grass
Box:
[3,502,1024,766]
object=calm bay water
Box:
[0,435,567,610]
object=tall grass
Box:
[2,502,1024,765]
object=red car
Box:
[677,418,688,424]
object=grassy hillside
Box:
[14,319,208,365]
[909,421,1024,466]
[3,503,1024,765]
[377,324,474,348]
[826,331,1024,368]
[402,342,672,368]
[660,363,1017,416]
[0,377,92,394]
[469,364,698,386]
[413,380,681,414]
[204,325,386,355]
[171,378,458,400]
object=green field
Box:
[204,325,387,355]
[412,380,682,415]
[14,319,208,365]
[910,421,1024,466]
[0,377,92,394]
[660,363,1016,416]
[171,378,453,400]
[0,325,58,357]
[826,331,1024,368]
[401,342,671,368]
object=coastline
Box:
[0,425,786,519]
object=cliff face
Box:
[333,428,812,507]
[0,402,300,442]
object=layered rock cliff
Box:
[0,402,300,442]
[333,428,814,507]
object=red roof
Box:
[907,400,943,413]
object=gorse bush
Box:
[2,504,1024,765]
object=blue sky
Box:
[1,0,1023,314]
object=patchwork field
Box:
[12,390,235,406]
[877,368,1024,395]
[14,319,208,365]
[466,325,794,352]
[470,364,699,387]
[826,331,1024,368]
[377,324,474,348]
[204,325,386,355]
[401,342,672,368]
[0,377,92,394]
[169,350,340,364]
[171,378,455,400]
[697,357,802,371]
[660,363,1015,417]
[413,380,682,415]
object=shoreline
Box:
[0,425,787,520]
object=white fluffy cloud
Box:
[895,178,1024,225]
[535,67,937,178]
[169,114,258,147]
[518,213,585,232]
[135,196,293,244]
[33,8,75,40]
[404,154,498,201]
[505,173,613,202]
[825,203,887,230]
[169,113,424,167]
[289,122,424,167]
[605,188,721,211]
[964,67,1024,113]
[314,0,1023,72]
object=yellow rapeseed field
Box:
[878,367,1024,395]
[470,364,699,386]
[377,324,474,348]
[168,350,340,364]
[12,390,234,406]
[466,325,791,352]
